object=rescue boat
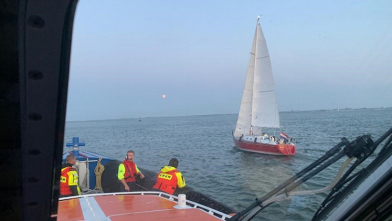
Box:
[58,137,235,220]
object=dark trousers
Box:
[119,182,136,192]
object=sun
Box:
[162,94,166,99]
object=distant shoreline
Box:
[282,106,392,113]
[66,107,391,123]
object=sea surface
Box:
[64,108,392,220]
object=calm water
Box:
[65,108,392,220]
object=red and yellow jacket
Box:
[118,160,140,183]
[60,164,81,196]
[153,166,186,194]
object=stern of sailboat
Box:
[277,144,296,156]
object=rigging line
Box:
[330,159,366,193]
[135,183,149,191]
[239,203,272,221]
[256,56,269,59]
[284,151,346,193]
[319,168,364,208]
[261,157,354,206]
[371,127,392,148]
[273,140,347,196]
[258,90,274,92]
[377,132,392,156]
[135,173,150,191]
[289,158,354,196]
[312,166,376,221]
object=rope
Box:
[94,158,105,192]
[262,157,354,206]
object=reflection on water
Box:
[240,153,295,194]
[237,152,301,220]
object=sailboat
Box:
[233,17,296,156]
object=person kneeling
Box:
[152,158,186,195]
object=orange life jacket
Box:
[122,160,137,182]
[60,167,74,196]
[152,169,178,194]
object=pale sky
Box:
[66,0,392,121]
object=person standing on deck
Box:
[118,150,145,192]
[60,154,81,197]
[152,158,186,195]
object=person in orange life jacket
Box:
[152,158,186,195]
[118,150,145,192]
[60,154,81,197]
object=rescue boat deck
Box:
[57,192,232,220]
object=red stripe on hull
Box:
[233,139,296,156]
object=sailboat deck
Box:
[57,192,231,220]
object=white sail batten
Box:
[234,18,280,138]
[252,21,280,129]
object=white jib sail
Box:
[234,28,257,138]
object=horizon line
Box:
[66,106,391,123]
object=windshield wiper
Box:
[229,127,392,221]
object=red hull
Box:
[233,138,296,156]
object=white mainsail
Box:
[234,18,280,138]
